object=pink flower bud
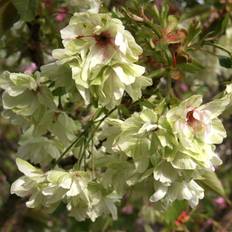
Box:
[213,197,227,209]
[180,83,189,92]
[23,62,37,74]
[55,7,68,22]
[121,204,134,215]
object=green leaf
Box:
[0,0,19,35]
[218,56,232,69]
[52,87,66,97]
[147,68,167,79]
[205,14,229,38]
[199,171,225,197]
[11,0,39,22]
[185,21,201,46]
[181,5,210,20]
[139,99,155,109]
[177,61,204,73]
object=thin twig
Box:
[56,107,117,167]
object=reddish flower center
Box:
[94,31,113,47]
[186,109,205,131]
[186,110,197,126]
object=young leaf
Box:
[11,0,39,22]
[199,171,225,197]
[0,0,19,35]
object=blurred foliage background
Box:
[0,0,232,231]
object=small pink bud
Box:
[179,83,189,92]
[205,219,213,226]
[55,7,68,22]
[121,204,134,215]
[23,62,37,74]
[213,197,227,209]
[201,219,213,231]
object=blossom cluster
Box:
[0,71,80,166]
[101,86,232,208]
[0,12,151,221]
[0,9,231,222]
[11,158,120,221]
[43,12,151,108]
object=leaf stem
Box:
[55,107,117,167]
[55,130,85,165]
[78,107,117,169]
[205,42,232,57]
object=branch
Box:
[27,17,44,67]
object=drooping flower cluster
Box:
[166,94,231,170]
[11,158,120,221]
[43,12,151,108]
[10,85,231,218]
[0,71,80,166]
[100,86,232,208]
[0,11,152,221]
